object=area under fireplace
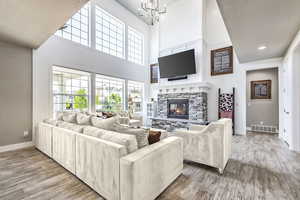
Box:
[167,99,189,119]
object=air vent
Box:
[251,124,278,134]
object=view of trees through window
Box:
[52,67,144,114]
[53,67,90,113]
[95,75,124,112]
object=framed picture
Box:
[211,46,233,76]
[251,80,272,99]
[150,63,159,84]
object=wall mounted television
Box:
[158,49,196,79]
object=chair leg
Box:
[218,168,224,174]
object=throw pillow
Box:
[62,112,77,123]
[56,112,64,120]
[91,116,119,131]
[76,113,91,125]
[148,130,161,145]
[112,122,149,148]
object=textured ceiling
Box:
[0,0,89,49]
[217,0,300,63]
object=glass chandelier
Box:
[139,0,167,25]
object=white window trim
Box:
[127,26,145,65]
[52,66,92,114]
[95,5,126,59]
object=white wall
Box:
[159,0,204,50]
[149,0,283,135]
[281,29,300,152]
[33,0,150,135]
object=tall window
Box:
[55,2,90,46]
[95,6,125,58]
[128,26,144,65]
[95,75,125,112]
[52,66,90,113]
[128,81,144,113]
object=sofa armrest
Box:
[76,134,127,200]
[120,137,183,200]
[189,125,207,131]
[36,122,53,157]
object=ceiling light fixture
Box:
[139,0,167,25]
[258,46,267,50]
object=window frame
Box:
[95,74,126,112]
[127,26,144,65]
[52,66,91,114]
[55,2,91,47]
[95,5,126,59]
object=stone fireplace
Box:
[167,99,189,119]
[150,82,211,130]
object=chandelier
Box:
[139,0,167,25]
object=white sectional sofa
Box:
[35,113,183,200]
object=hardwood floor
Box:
[0,132,300,200]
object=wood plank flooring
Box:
[0,132,300,200]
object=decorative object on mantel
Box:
[150,63,159,84]
[138,0,167,25]
[211,46,233,76]
[218,88,235,135]
[251,80,271,99]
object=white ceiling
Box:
[0,0,89,49]
[217,0,300,63]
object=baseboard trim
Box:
[0,141,34,153]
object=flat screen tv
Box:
[158,49,196,78]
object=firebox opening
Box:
[167,99,189,119]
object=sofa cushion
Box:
[56,112,64,120]
[112,122,149,148]
[91,116,119,130]
[43,119,59,126]
[57,121,85,133]
[76,113,91,125]
[119,117,130,125]
[62,112,77,123]
[83,126,138,153]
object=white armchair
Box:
[173,118,232,174]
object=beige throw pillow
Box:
[62,112,77,123]
[76,113,91,125]
[91,116,119,131]
[112,122,149,148]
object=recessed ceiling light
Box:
[258,46,267,50]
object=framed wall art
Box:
[251,80,272,99]
[211,46,233,76]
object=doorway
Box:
[246,68,279,134]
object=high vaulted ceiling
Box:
[217,0,300,63]
[0,0,89,49]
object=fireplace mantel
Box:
[157,82,211,94]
